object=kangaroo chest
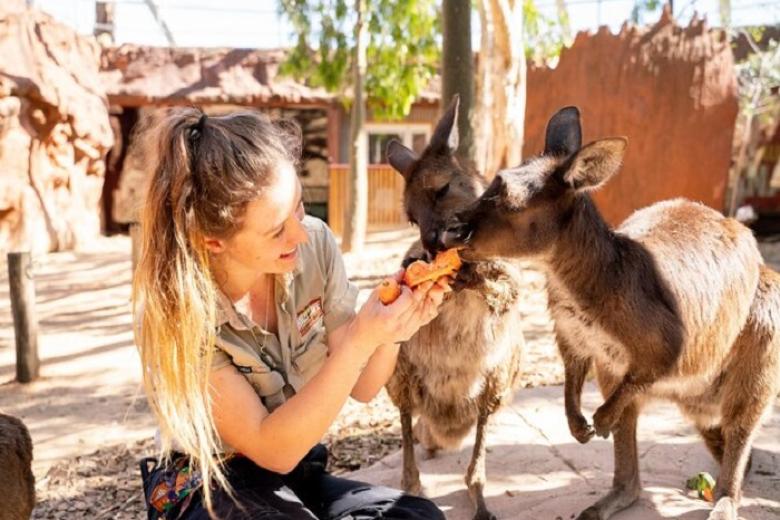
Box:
[547,275,722,406]
[546,276,631,374]
[408,290,515,367]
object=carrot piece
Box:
[403,249,462,287]
[379,249,461,305]
[378,278,402,304]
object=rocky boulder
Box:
[0,3,112,253]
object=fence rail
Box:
[327,164,406,236]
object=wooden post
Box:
[8,252,39,383]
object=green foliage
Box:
[719,0,731,29]
[744,26,766,44]
[735,36,780,126]
[731,34,779,182]
[524,0,570,65]
[630,0,661,25]
[278,0,439,120]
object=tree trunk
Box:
[474,0,526,179]
[442,0,475,164]
[341,0,368,254]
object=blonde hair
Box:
[132,107,299,514]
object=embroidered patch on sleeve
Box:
[296,298,324,337]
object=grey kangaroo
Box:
[441,106,780,520]
[385,96,525,520]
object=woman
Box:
[133,108,449,519]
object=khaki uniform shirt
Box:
[212,216,359,413]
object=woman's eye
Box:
[273,202,305,239]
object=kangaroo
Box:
[0,413,35,520]
[441,106,780,520]
[384,96,525,520]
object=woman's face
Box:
[208,161,308,277]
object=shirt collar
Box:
[215,288,253,331]
[215,263,301,331]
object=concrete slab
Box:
[348,384,780,520]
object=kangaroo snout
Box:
[441,220,473,249]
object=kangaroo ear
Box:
[387,139,418,178]
[428,94,460,155]
[545,106,582,157]
[563,138,627,191]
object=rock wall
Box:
[524,10,738,224]
[0,4,112,253]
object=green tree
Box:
[719,0,731,29]
[630,0,662,25]
[728,36,780,215]
[524,0,571,65]
[279,0,439,252]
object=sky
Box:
[32,0,780,49]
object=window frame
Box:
[365,123,432,163]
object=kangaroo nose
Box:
[424,229,439,251]
[441,222,473,249]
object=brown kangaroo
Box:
[385,96,525,520]
[0,413,35,520]
[441,106,780,520]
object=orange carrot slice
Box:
[378,249,461,305]
[378,279,402,304]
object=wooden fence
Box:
[327,164,406,236]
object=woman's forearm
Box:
[350,343,400,402]
[248,345,367,473]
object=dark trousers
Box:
[152,445,444,520]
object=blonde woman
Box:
[133,108,448,520]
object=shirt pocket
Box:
[230,352,287,412]
[292,338,328,383]
[293,318,326,356]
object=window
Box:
[365,124,431,164]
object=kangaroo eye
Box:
[434,183,450,200]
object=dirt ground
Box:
[1,229,778,519]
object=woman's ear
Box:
[204,236,227,254]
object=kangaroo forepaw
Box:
[592,405,618,439]
[568,413,596,444]
[452,262,482,291]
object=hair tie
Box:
[187,114,208,146]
